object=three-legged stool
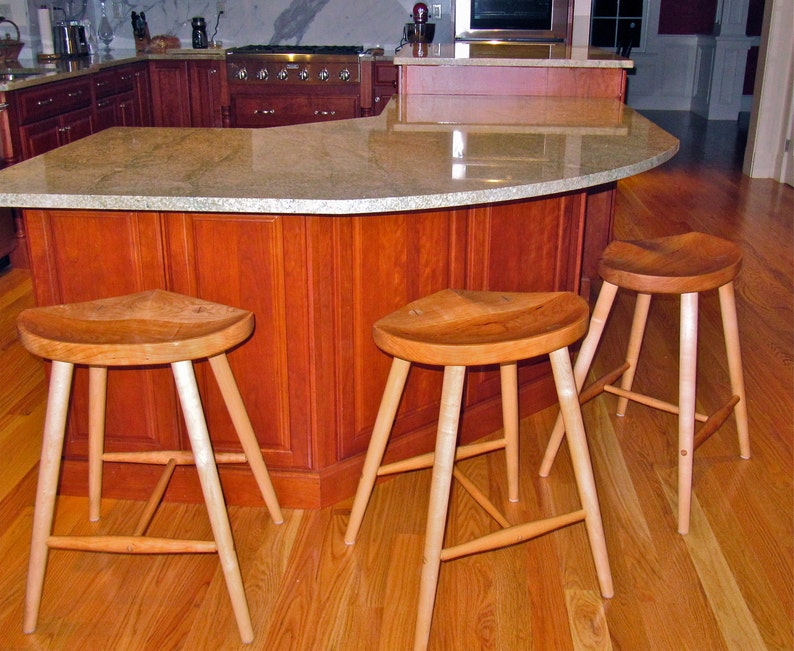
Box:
[344,288,613,650]
[540,232,750,534]
[18,290,283,643]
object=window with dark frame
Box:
[590,0,644,52]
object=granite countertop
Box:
[0,48,225,91]
[0,94,677,215]
[395,42,634,68]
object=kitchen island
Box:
[0,93,678,508]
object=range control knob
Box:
[235,66,248,81]
[339,68,351,82]
[256,68,269,81]
[318,68,330,82]
[298,68,310,81]
[277,68,289,81]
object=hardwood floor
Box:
[0,111,791,650]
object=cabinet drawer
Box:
[232,94,358,127]
[17,78,92,124]
[93,67,136,99]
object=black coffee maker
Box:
[191,16,208,49]
[398,2,435,50]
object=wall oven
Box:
[454,0,572,43]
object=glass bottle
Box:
[97,0,114,50]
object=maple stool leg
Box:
[718,282,750,459]
[677,293,699,535]
[345,357,412,545]
[23,360,75,634]
[549,348,613,598]
[208,353,283,524]
[171,359,254,644]
[88,366,108,522]
[414,365,466,651]
[616,292,652,417]
[540,281,618,476]
[500,361,520,502]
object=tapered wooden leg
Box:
[24,361,74,634]
[540,281,618,476]
[414,365,466,651]
[549,348,613,598]
[500,362,519,502]
[718,282,750,459]
[678,293,698,535]
[208,353,283,525]
[345,357,411,545]
[171,360,254,644]
[616,292,652,416]
[88,366,107,523]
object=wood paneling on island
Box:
[24,195,585,508]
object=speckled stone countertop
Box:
[395,42,634,68]
[0,94,677,215]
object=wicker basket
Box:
[0,17,24,61]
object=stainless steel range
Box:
[226,44,364,85]
[225,44,367,128]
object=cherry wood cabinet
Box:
[230,90,359,127]
[150,58,227,128]
[371,60,398,115]
[23,191,586,509]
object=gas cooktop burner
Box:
[227,44,364,56]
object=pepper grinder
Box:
[191,16,208,49]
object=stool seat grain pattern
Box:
[373,289,589,366]
[18,290,282,644]
[345,289,613,650]
[17,290,254,365]
[598,232,742,294]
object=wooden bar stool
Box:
[344,288,614,651]
[18,290,284,643]
[540,232,750,534]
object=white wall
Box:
[743,0,794,182]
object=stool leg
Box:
[549,348,613,598]
[208,353,284,525]
[540,281,619,477]
[415,365,466,651]
[616,292,652,417]
[678,292,698,535]
[171,360,254,644]
[719,282,750,459]
[24,360,75,634]
[88,366,107,522]
[500,362,519,502]
[345,357,411,545]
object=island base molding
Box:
[23,186,609,509]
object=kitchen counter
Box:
[0,94,675,213]
[0,94,677,509]
[0,47,225,90]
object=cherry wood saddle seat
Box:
[541,232,750,534]
[18,289,284,644]
[344,288,614,651]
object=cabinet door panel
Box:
[165,213,312,470]
[19,116,61,158]
[149,60,191,127]
[23,209,177,458]
[188,60,225,127]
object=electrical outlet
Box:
[432,4,442,20]
[216,0,226,13]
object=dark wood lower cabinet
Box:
[23,190,591,508]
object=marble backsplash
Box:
[15,0,453,55]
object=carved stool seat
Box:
[344,288,613,650]
[540,232,750,534]
[18,289,283,643]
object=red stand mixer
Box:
[400,2,435,48]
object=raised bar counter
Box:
[0,94,678,508]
